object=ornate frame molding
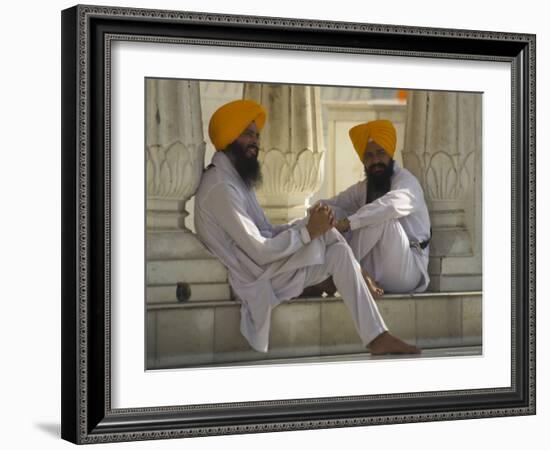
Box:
[61,5,535,444]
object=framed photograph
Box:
[143,78,484,370]
[61,4,535,444]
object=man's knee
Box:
[323,227,347,245]
[353,218,405,241]
[349,218,408,262]
[366,217,400,232]
[325,240,357,272]
[383,218,403,232]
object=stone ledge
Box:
[175,345,483,369]
[147,282,231,303]
[147,290,481,310]
[147,291,482,369]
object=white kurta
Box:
[195,152,325,352]
[321,162,431,292]
[194,152,387,352]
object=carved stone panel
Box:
[243,83,325,223]
[403,91,482,291]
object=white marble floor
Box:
[203,346,483,368]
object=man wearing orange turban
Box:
[194,101,419,356]
[313,119,431,294]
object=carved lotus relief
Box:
[404,150,475,202]
[146,141,206,200]
[257,147,324,197]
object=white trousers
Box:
[276,229,388,346]
[350,219,422,293]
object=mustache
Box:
[368,163,387,171]
[226,141,263,188]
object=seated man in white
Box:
[315,119,431,296]
[194,100,419,355]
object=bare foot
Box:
[367,331,421,355]
[362,270,384,299]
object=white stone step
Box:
[428,256,482,291]
[147,230,212,260]
[146,258,228,284]
[146,291,482,369]
[146,231,231,302]
[204,345,483,367]
[147,282,231,303]
[428,274,482,292]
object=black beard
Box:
[226,141,262,189]
[365,159,394,204]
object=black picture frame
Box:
[61,4,536,444]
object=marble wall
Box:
[146,80,482,306]
[403,91,482,291]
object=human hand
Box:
[335,218,350,233]
[307,202,320,216]
[306,203,335,239]
[316,203,336,227]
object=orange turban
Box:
[208,99,267,151]
[349,119,397,161]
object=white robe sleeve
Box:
[315,182,363,216]
[348,186,419,230]
[271,216,310,237]
[205,183,311,266]
[248,197,308,238]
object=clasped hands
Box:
[306,203,350,240]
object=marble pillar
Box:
[403,91,482,291]
[146,79,230,303]
[146,79,205,230]
[243,84,325,224]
